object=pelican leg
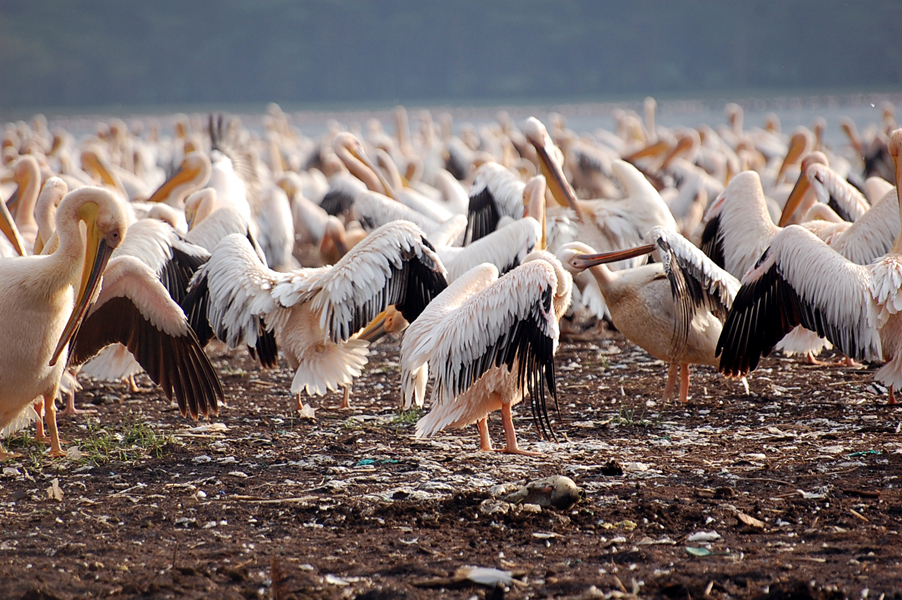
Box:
[678,363,691,405]
[0,442,21,461]
[127,374,143,393]
[476,418,494,451]
[34,399,50,443]
[43,390,65,457]
[295,393,304,412]
[890,385,897,406]
[59,390,95,416]
[339,386,351,410]
[841,356,862,368]
[495,403,541,456]
[662,363,678,402]
[805,351,825,366]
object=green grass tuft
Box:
[392,407,424,426]
[611,401,660,428]
[78,414,176,465]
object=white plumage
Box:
[465,162,525,243]
[561,226,739,404]
[186,220,448,408]
[0,187,127,458]
[402,251,572,455]
[719,128,902,403]
[438,217,541,282]
[807,163,870,223]
[255,183,297,271]
[525,117,678,323]
[352,190,440,234]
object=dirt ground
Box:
[1,330,901,600]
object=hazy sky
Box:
[1,1,900,110]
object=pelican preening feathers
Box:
[560,227,739,405]
[2,102,901,461]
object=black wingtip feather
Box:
[699,214,726,270]
[465,187,500,245]
[71,296,224,420]
[452,279,560,442]
[181,271,215,347]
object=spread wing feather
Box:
[113,219,210,304]
[70,256,222,419]
[272,220,448,343]
[717,226,881,377]
[183,233,288,355]
[418,260,561,439]
[647,226,740,355]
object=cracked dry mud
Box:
[1,331,900,600]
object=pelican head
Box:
[332,132,397,200]
[522,117,581,216]
[779,151,829,227]
[559,240,654,272]
[357,305,409,343]
[556,241,598,274]
[50,187,128,365]
[148,151,212,205]
[184,188,217,230]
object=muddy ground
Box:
[1,331,901,600]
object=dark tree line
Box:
[1,0,900,109]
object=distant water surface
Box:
[29,91,902,151]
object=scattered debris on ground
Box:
[1,336,900,599]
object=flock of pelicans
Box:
[0,100,901,459]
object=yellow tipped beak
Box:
[148,161,196,203]
[50,202,115,366]
[0,196,26,256]
[570,243,656,269]
[358,308,390,343]
[778,172,811,227]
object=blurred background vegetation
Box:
[1,0,900,110]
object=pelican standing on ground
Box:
[718,128,902,404]
[559,227,739,404]
[0,187,126,458]
[400,251,572,455]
